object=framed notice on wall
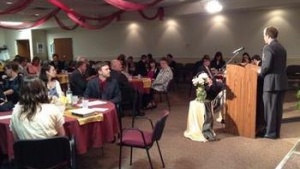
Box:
[37,43,44,53]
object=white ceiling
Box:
[1,0,300,22]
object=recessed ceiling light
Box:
[6,1,13,5]
[34,13,40,17]
[203,0,223,14]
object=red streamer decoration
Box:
[66,12,117,30]
[104,0,164,11]
[0,0,35,15]
[0,0,164,30]
[54,15,79,30]
[0,8,60,29]
[139,7,164,20]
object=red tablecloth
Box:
[130,78,151,94]
[0,100,119,159]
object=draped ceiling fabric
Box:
[0,0,165,30]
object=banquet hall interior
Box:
[0,0,300,169]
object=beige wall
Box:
[1,6,300,65]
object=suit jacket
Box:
[260,40,288,92]
[84,77,121,104]
[69,69,87,97]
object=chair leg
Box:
[146,149,154,169]
[156,141,165,168]
[119,145,122,169]
[130,147,133,165]
[166,93,170,110]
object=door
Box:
[16,40,30,61]
[54,38,73,61]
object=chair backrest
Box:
[152,110,170,142]
[164,79,173,92]
[286,65,300,78]
[13,136,71,169]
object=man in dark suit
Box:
[110,59,144,116]
[69,60,88,97]
[259,26,288,139]
[84,62,121,104]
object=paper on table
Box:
[77,100,107,107]
[0,115,12,120]
[91,108,108,112]
[71,108,95,115]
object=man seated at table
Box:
[110,59,144,116]
[69,59,88,97]
[10,77,65,140]
[84,62,121,104]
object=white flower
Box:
[192,73,209,87]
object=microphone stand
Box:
[220,51,242,71]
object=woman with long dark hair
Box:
[210,51,225,70]
[10,77,65,140]
[39,64,63,98]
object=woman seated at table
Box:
[39,64,63,98]
[147,59,159,80]
[10,77,65,140]
[143,57,173,109]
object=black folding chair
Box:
[13,136,76,169]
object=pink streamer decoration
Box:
[0,8,60,29]
[0,0,35,15]
[104,0,164,11]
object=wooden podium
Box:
[225,64,259,138]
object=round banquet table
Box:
[0,99,119,159]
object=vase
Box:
[196,87,207,102]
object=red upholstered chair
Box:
[118,110,169,169]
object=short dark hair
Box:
[5,61,19,72]
[264,27,278,39]
[76,61,86,68]
[251,55,261,61]
[94,61,109,72]
[201,55,210,62]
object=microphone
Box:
[232,47,245,54]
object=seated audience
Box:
[84,62,121,104]
[210,51,226,70]
[167,54,177,72]
[9,77,65,140]
[251,54,262,66]
[241,52,251,65]
[196,57,225,100]
[39,64,63,98]
[110,59,144,116]
[135,55,148,76]
[127,56,136,75]
[143,57,173,109]
[147,59,159,80]
[2,62,22,104]
[117,54,127,73]
[69,60,88,97]
[193,55,210,76]
[0,88,14,112]
[27,56,41,76]
[49,53,64,73]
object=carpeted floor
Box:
[77,84,300,169]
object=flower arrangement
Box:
[192,72,209,102]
